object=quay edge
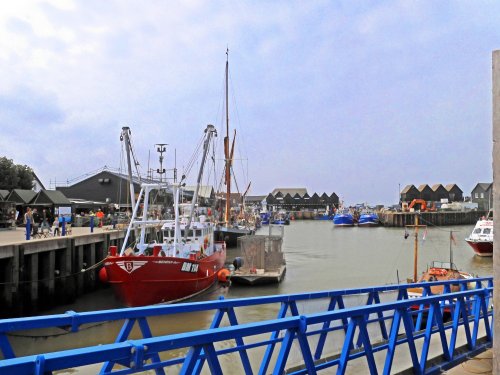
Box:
[378,211,487,227]
[0,228,128,318]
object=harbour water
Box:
[5,220,493,372]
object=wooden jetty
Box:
[0,227,127,317]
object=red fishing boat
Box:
[99,125,227,307]
[465,212,493,257]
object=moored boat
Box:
[260,211,271,225]
[465,213,493,257]
[333,209,354,227]
[100,125,227,307]
[214,50,254,246]
[357,212,380,227]
[405,216,474,320]
[230,232,286,285]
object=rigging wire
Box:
[228,66,250,188]
[182,134,205,181]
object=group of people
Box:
[23,207,62,237]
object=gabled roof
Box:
[417,184,431,192]
[401,185,416,193]
[6,189,37,204]
[271,188,308,197]
[474,183,492,191]
[0,190,9,200]
[445,184,463,193]
[431,184,445,191]
[31,190,71,205]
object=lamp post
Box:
[155,144,168,183]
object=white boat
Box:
[465,212,493,257]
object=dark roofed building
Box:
[401,185,419,202]
[6,189,37,205]
[266,193,276,205]
[0,190,8,201]
[417,184,433,201]
[271,188,308,197]
[431,184,449,202]
[445,184,463,202]
[471,183,492,211]
[330,193,339,207]
[56,169,169,208]
[293,193,303,205]
[31,190,71,206]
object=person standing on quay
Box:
[96,208,104,228]
[23,207,33,227]
[52,216,60,236]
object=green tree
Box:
[0,157,34,190]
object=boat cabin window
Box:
[181,229,194,237]
[163,229,175,238]
[195,229,202,237]
[473,228,482,234]
[483,228,491,234]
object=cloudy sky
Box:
[0,1,498,205]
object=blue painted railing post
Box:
[90,216,94,233]
[25,218,31,240]
[62,220,66,236]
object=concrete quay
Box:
[0,226,126,317]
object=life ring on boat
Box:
[203,236,209,250]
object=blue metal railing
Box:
[0,277,493,374]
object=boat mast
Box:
[184,125,217,234]
[224,48,231,225]
[121,127,136,211]
[413,215,419,282]
[406,214,427,282]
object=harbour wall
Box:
[378,211,486,227]
[289,210,486,226]
[0,230,127,318]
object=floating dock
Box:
[231,226,286,285]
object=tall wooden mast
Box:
[224,48,231,224]
[406,214,427,282]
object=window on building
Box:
[475,193,479,198]
[480,193,484,199]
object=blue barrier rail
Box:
[0,277,493,374]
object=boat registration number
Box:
[181,262,199,273]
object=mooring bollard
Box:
[90,216,94,233]
[26,218,31,240]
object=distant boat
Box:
[465,212,493,257]
[358,212,379,227]
[272,212,290,225]
[333,209,354,227]
[260,212,271,225]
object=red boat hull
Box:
[465,240,493,257]
[103,247,226,306]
